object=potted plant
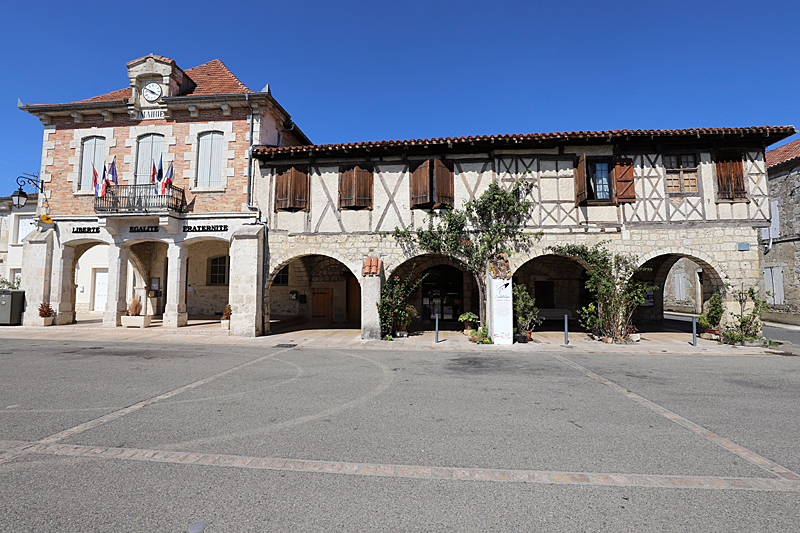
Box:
[121,295,151,328]
[698,292,723,334]
[220,304,232,330]
[513,285,543,342]
[627,324,640,342]
[36,302,55,327]
[395,303,417,336]
[458,311,479,332]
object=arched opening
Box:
[513,254,589,330]
[184,237,232,324]
[632,253,726,332]
[390,254,475,330]
[267,254,360,332]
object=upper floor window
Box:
[714,151,747,202]
[135,134,164,185]
[339,164,373,209]
[275,166,310,212]
[197,131,224,188]
[664,154,698,195]
[410,159,454,209]
[575,156,635,204]
[15,215,36,244]
[208,255,229,286]
[80,136,105,191]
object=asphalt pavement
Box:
[1,334,798,532]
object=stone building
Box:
[18,54,796,338]
[0,193,38,286]
[760,138,800,325]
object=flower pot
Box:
[704,328,719,335]
[516,334,527,343]
[629,333,641,342]
[34,317,54,327]
[464,321,475,331]
[221,319,230,330]
[526,331,532,342]
[397,324,408,331]
[121,315,151,328]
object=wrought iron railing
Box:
[94,184,186,213]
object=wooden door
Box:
[312,288,333,321]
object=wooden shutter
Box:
[275,168,291,211]
[575,154,587,204]
[339,167,355,208]
[410,160,431,208]
[354,166,372,208]
[433,160,453,207]
[290,166,309,211]
[614,157,635,203]
[715,152,746,200]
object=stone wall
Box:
[663,258,701,314]
[186,239,230,316]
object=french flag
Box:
[161,162,173,194]
[153,156,163,195]
[100,164,108,196]
[109,157,118,185]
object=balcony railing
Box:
[94,184,186,213]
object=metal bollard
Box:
[692,316,697,347]
[564,314,569,345]
[435,313,439,344]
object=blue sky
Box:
[2,0,798,196]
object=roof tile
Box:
[767,137,800,168]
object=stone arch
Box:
[513,253,590,319]
[266,253,361,331]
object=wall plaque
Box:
[140,109,166,120]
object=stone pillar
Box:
[103,244,129,327]
[361,256,382,340]
[20,229,54,326]
[164,242,188,328]
[51,245,76,325]
[229,225,264,337]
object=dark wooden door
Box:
[347,277,360,324]
[312,288,333,321]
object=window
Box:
[339,164,373,209]
[714,151,747,201]
[575,156,635,204]
[273,265,289,286]
[208,255,229,286]
[664,154,698,194]
[15,215,36,244]
[275,166,309,211]
[673,272,687,301]
[135,134,164,185]
[764,267,784,305]
[410,159,454,209]
[10,269,21,286]
[80,136,105,191]
[197,131,224,188]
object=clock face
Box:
[142,82,162,102]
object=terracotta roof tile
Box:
[254,126,797,155]
[767,137,800,168]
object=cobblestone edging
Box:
[1,440,798,492]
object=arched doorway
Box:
[420,265,463,324]
[267,254,360,332]
[632,253,726,330]
[513,254,589,329]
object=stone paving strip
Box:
[552,354,800,482]
[0,440,798,492]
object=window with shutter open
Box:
[715,151,747,201]
[410,159,453,209]
[275,166,309,211]
[574,154,587,205]
[614,157,635,203]
[80,136,105,191]
[339,165,373,209]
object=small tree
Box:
[393,178,539,325]
[377,268,426,338]
[698,292,723,330]
[549,241,655,341]
[513,284,543,334]
[723,286,768,342]
[0,277,20,290]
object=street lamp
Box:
[11,174,41,209]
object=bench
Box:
[537,309,574,321]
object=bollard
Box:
[564,314,569,345]
[692,316,697,347]
[435,313,439,344]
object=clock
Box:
[142,82,162,102]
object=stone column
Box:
[229,225,264,337]
[51,245,76,325]
[360,256,382,340]
[103,244,129,327]
[20,229,54,326]
[164,242,188,328]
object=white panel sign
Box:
[488,276,513,344]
